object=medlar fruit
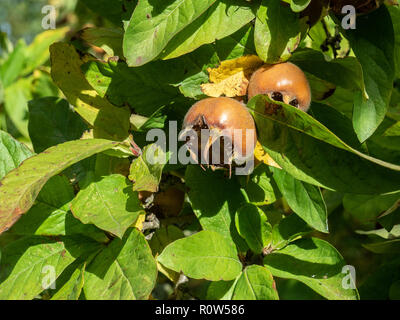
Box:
[248,62,311,112]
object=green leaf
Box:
[123,0,217,66]
[264,238,359,300]
[359,258,400,299]
[84,228,157,300]
[0,139,120,234]
[129,144,167,193]
[8,175,107,243]
[363,239,400,254]
[389,6,400,78]
[80,27,124,57]
[71,174,144,238]
[346,6,395,142]
[49,42,130,141]
[0,130,32,180]
[185,165,248,250]
[0,39,26,87]
[272,168,328,233]
[232,265,279,300]
[216,25,256,60]
[248,95,400,194]
[271,213,312,251]
[51,262,86,300]
[149,225,185,256]
[149,225,185,282]
[235,203,272,254]
[28,97,88,153]
[255,0,306,63]
[81,59,180,117]
[160,0,255,60]
[4,77,32,138]
[290,48,365,94]
[240,163,278,205]
[202,279,237,300]
[30,70,60,99]
[22,27,69,76]
[343,192,400,228]
[290,0,311,12]
[158,230,242,281]
[80,0,136,26]
[0,236,101,300]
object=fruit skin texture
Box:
[182,97,257,166]
[248,62,311,112]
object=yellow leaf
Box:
[201,71,249,97]
[132,212,146,230]
[208,55,264,83]
[254,141,281,169]
[201,55,264,97]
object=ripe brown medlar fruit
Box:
[247,62,311,112]
[180,97,257,174]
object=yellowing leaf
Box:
[201,71,249,97]
[50,42,130,141]
[201,55,264,97]
[254,141,281,169]
[132,212,146,230]
[209,55,264,82]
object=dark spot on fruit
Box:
[271,92,283,102]
[289,99,299,108]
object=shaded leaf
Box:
[232,265,279,300]
[185,165,248,251]
[290,0,312,12]
[346,6,395,141]
[8,175,108,243]
[71,174,144,238]
[158,230,242,281]
[28,97,88,153]
[248,95,400,194]
[81,59,180,116]
[255,0,306,63]
[51,262,86,300]
[129,144,167,193]
[80,27,124,57]
[271,213,312,251]
[272,168,328,233]
[235,203,272,254]
[0,130,32,180]
[84,228,157,300]
[264,238,359,300]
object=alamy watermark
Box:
[342,265,356,289]
[42,265,56,290]
[41,5,56,30]
[341,5,356,30]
